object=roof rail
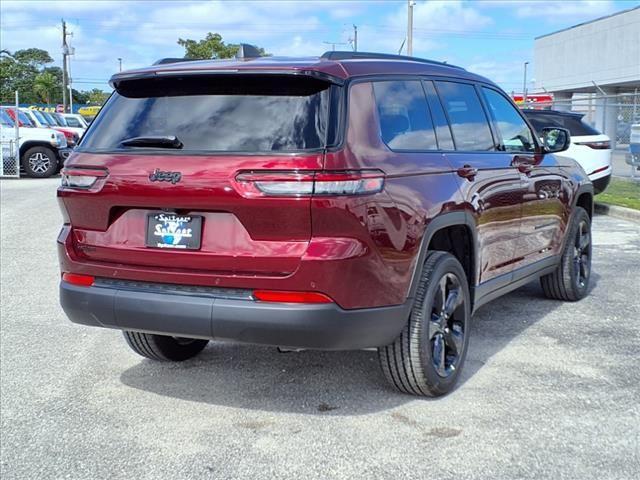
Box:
[153,57,198,65]
[320,51,464,70]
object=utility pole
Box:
[118,57,123,72]
[407,0,415,56]
[522,61,529,105]
[62,19,68,112]
[352,25,358,52]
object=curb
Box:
[594,202,640,223]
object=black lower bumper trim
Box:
[592,174,611,194]
[60,281,412,350]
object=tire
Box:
[123,331,208,361]
[21,146,58,178]
[540,206,592,301]
[378,251,471,397]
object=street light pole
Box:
[523,61,529,105]
[407,1,415,56]
[118,57,122,72]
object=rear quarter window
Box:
[372,80,438,151]
[79,75,331,153]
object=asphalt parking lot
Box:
[1,177,639,480]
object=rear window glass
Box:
[372,80,438,150]
[79,75,330,153]
[525,112,600,136]
[434,81,494,151]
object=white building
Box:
[534,6,640,145]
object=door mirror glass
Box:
[541,127,570,153]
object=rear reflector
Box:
[575,141,611,150]
[62,273,95,287]
[61,167,108,189]
[589,165,610,175]
[253,290,333,304]
[235,170,384,197]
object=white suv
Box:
[0,108,69,177]
[523,109,612,193]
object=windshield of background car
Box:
[0,110,14,126]
[65,116,83,128]
[9,109,34,126]
[41,112,57,126]
[80,75,331,153]
[525,113,601,136]
[54,114,68,126]
[32,110,48,125]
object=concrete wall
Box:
[534,7,640,93]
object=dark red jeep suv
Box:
[58,51,594,396]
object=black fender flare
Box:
[406,210,478,302]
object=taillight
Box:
[61,167,108,189]
[253,290,333,303]
[62,272,95,287]
[235,170,385,197]
[575,141,610,150]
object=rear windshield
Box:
[79,75,331,153]
[525,112,600,136]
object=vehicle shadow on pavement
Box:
[120,275,600,415]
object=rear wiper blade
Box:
[120,135,183,149]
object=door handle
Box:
[457,165,478,181]
[512,156,535,175]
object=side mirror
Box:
[541,127,570,153]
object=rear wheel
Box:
[541,207,592,301]
[21,146,58,178]
[378,251,471,397]
[123,331,208,361]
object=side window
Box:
[423,81,454,150]
[66,117,81,128]
[434,81,494,151]
[372,80,438,151]
[482,88,535,152]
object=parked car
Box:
[52,112,86,139]
[35,110,80,148]
[0,108,69,177]
[63,113,89,130]
[58,51,594,396]
[522,109,612,194]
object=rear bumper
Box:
[592,174,611,194]
[60,280,411,350]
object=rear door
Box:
[430,80,524,284]
[60,74,334,277]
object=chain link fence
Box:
[1,138,20,178]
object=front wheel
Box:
[123,331,209,361]
[21,146,58,178]
[378,251,471,397]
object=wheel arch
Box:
[19,141,54,159]
[407,211,478,306]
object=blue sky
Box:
[1,0,637,93]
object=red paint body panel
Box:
[58,58,589,312]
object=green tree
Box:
[0,48,56,103]
[86,88,109,105]
[13,48,53,68]
[33,72,58,105]
[177,32,267,60]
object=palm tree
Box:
[33,72,57,105]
